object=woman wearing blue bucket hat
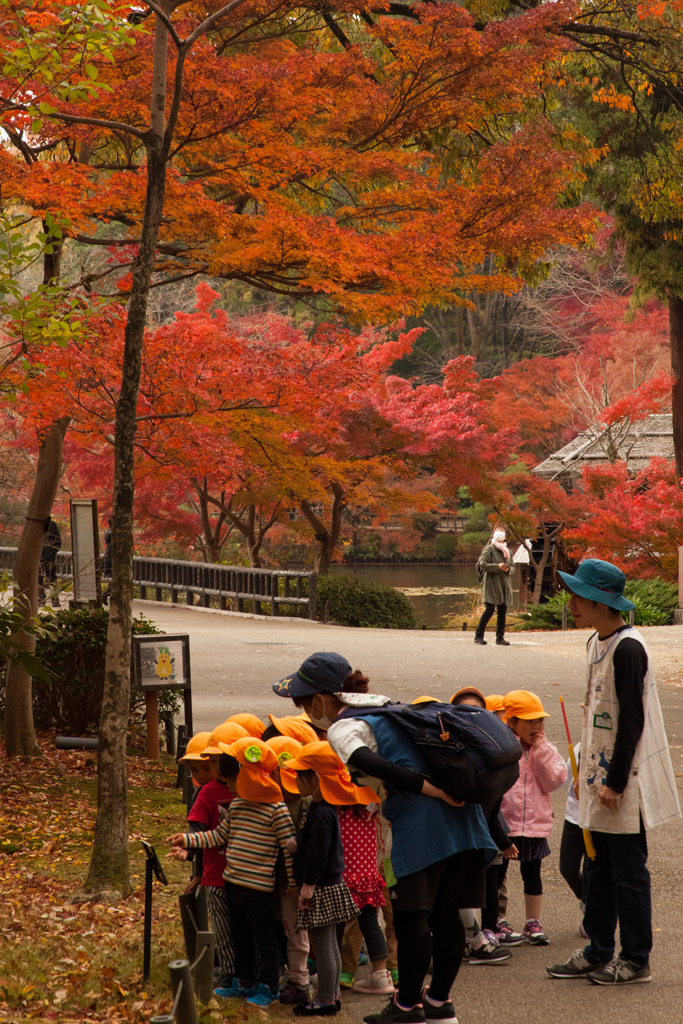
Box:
[547,559,680,986]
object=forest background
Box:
[3,0,683,905]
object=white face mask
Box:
[309,694,334,731]
[493,529,506,543]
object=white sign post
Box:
[70,498,101,608]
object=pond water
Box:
[330,563,507,628]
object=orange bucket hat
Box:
[225,713,265,737]
[178,732,212,763]
[268,713,317,745]
[283,741,377,806]
[485,694,506,713]
[411,695,439,705]
[202,722,249,756]
[503,690,550,722]
[222,736,282,803]
[266,735,304,794]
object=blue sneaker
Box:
[247,984,279,1007]
[214,979,257,999]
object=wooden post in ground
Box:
[146,690,160,759]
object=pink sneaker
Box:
[523,919,548,945]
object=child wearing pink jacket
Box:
[500,690,567,946]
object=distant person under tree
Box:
[474,527,514,647]
[39,515,61,607]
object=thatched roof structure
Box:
[532,413,673,489]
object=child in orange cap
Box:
[500,690,567,946]
[485,694,506,720]
[168,737,296,1008]
[284,742,371,1017]
[224,713,265,737]
[266,736,312,1007]
[263,713,318,746]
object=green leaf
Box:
[85,62,98,80]
[31,118,43,133]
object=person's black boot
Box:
[474,636,487,645]
[496,638,510,646]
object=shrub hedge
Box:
[316,574,416,629]
[28,608,180,734]
[517,577,678,631]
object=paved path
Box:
[137,602,683,1024]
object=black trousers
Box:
[475,603,507,641]
[559,820,586,903]
[583,823,651,967]
[224,882,280,993]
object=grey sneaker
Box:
[467,942,512,965]
[587,957,652,985]
[547,951,607,979]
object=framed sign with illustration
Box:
[133,633,193,734]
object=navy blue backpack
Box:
[339,701,521,804]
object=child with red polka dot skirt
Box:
[338,804,394,995]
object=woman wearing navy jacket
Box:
[273,652,496,1024]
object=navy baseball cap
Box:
[273,652,352,698]
[557,559,635,612]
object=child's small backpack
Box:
[339,701,521,805]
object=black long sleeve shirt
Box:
[602,629,647,794]
[293,801,345,888]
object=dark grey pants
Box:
[475,602,507,641]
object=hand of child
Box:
[165,847,189,862]
[573,778,579,798]
[598,784,622,810]
[183,876,201,895]
[286,837,298,854]
[503,843,519,860]
[166,832,185,847]
[421,780,465,807]
[298,882,315,910]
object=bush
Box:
[517,592,573,631]
[29,608,181,734]
[434,535,457,561]
[623,578,677,624]
[316,575,416,629]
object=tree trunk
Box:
[669,294,683,483]
[530,534,551,605]
[85,16,170,897]
[300,483,344,574]
[4,417,70,756]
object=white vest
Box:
[578,627,680,834]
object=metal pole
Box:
[149,1016,174,1024]
[143,857,154,982]
[163,713,176,757]
[193,931,215,1006]
[169,960,198,1024]
[178,891,209,960]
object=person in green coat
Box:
[474,527,514,646]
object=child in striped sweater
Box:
[168,736,296,1008]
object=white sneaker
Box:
[353,970,395,995]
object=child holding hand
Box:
[168,736,296,1008]
[280,741,375,1017]
[500,690,567,945]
